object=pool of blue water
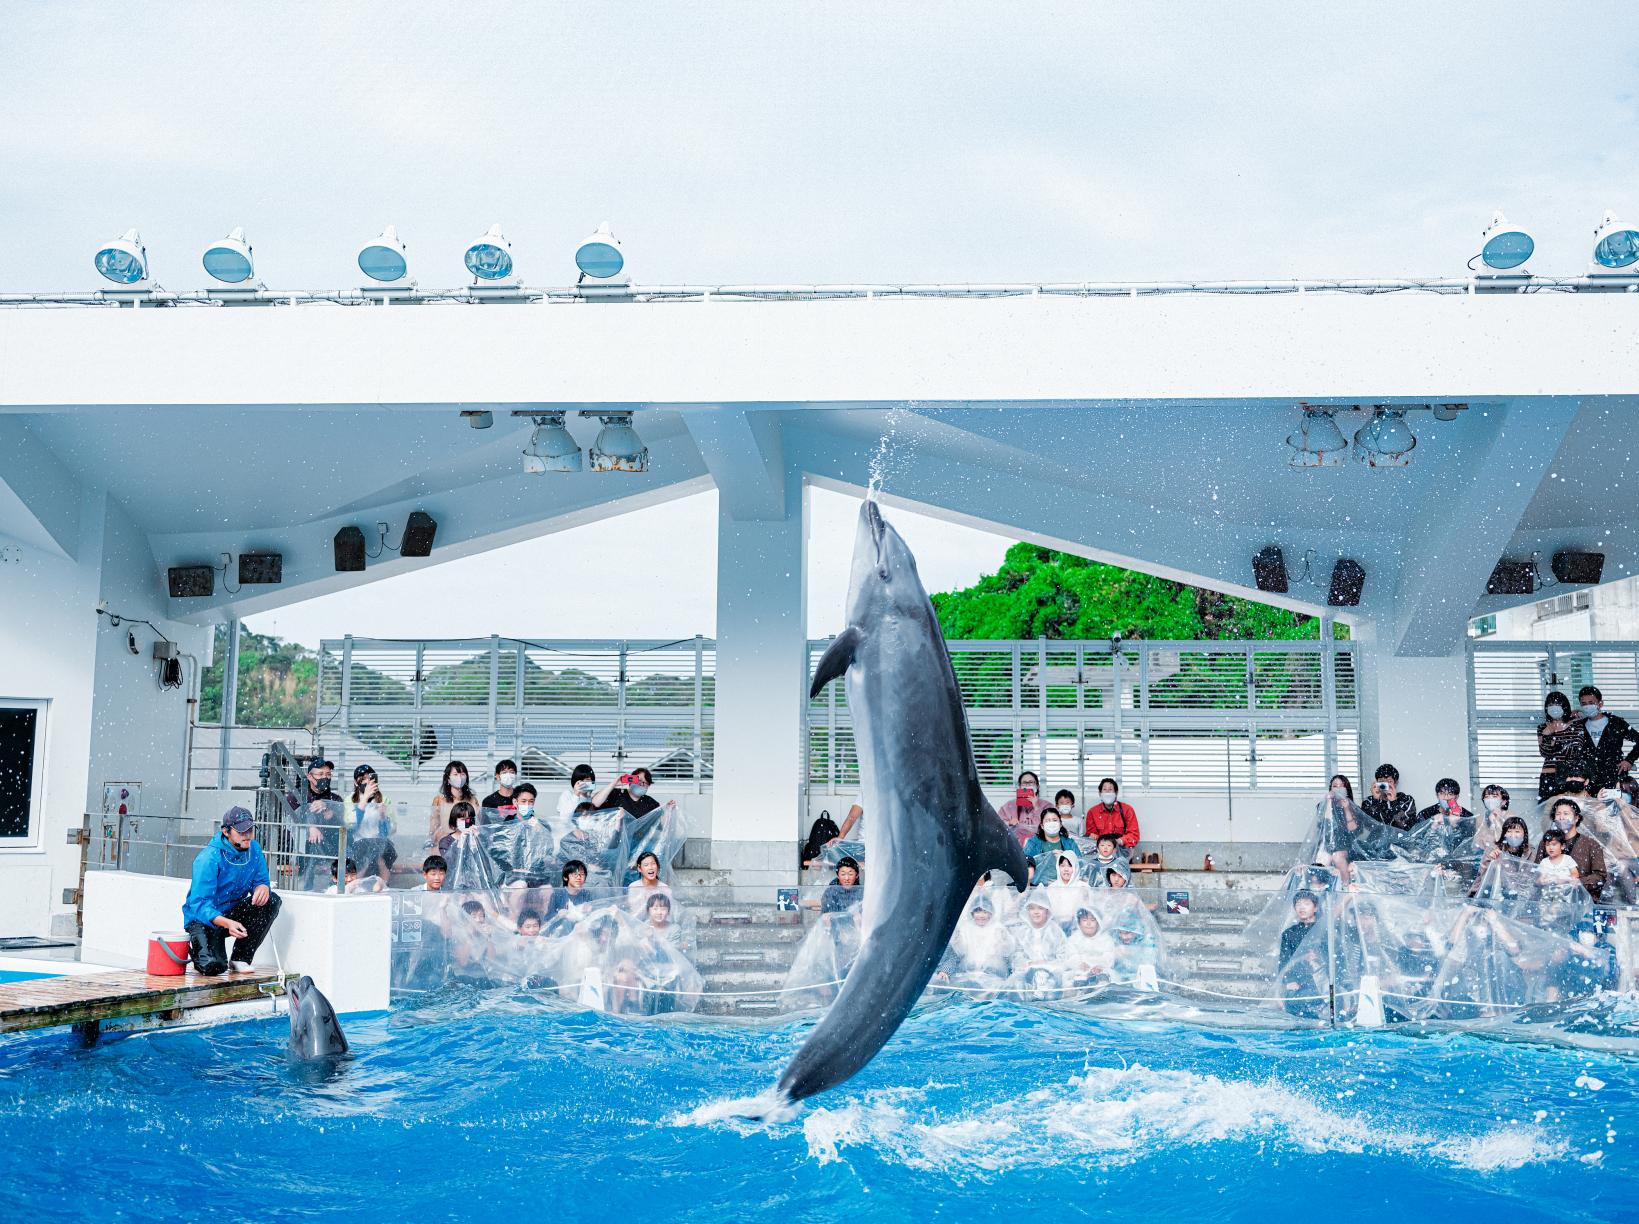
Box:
[0,996,1634,1222]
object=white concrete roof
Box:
[1,291,1634,656]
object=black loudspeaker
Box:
[1552,550,1604,585]
[334,526,366,572]
[238,553,283,585]
[1252,546,1289,593]
[401,511,438,558]
[167,565,215,598]
[1328,559,1366,607]
[1486,559,1537,596]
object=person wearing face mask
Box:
[997,771,1046,848]
[557,762,618,822]
[1022,806,1077,885]
[1536,690,1584,802]
[1082,778,1140,852]
[288,758,343,890]
[481,759,521,822]
[1477,784,1511,839]
[429,761,477,848]
[1535,798,1608,899]
[1471,814,1533,894]
[1573,685,1639,792]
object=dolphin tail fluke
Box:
[973,798,1032,892]
[809,626,862,698]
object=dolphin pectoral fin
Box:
[974,799,1033,892]
[809,626,862,698]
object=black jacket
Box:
[1577,713,1639,789]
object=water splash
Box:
[867,404,910,499]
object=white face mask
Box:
[1557,817,1576,832]
[516,804,534,818]
[1042,819,1062,836]
[1504,831,1524,847]
[1056,802,1073,816]
[629,784,648,799]
[497,773,517,788]
[1583,703,1602,718]
[1546,704,1566,720]
[1330,786,1346,798]
[1484,796,1503,813]
[449,774,466,789]
[1100,793,1116,806]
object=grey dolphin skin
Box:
[774,499,1030,1105]
[287,974,350,1059]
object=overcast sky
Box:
[4,2,1634,644]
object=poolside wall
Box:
[81,871,390,1014]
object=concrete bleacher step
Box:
[693,923,808,947]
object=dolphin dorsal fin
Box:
[972,797,1033,891]
[809,626,863,698]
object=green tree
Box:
[199,627,319,727]
[931,543,1344,643]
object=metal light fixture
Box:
[585,411,648,472]
[464,223,515,282]
[1285,407,1349,467]
[1591,210,1639,272]
[1354,407,1416,467]
[1477,210,1533,273]
[94,228,149,286]
[358,225,410,283]
[202,227,255,284]
[575,222,625,281]
[462,410,494,430]
[522,413,583,474]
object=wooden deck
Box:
[0,969,288,1037]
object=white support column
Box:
[710,472,807,897]
[1355,622,1473,799]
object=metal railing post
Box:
[1320,618,1338,780]
[487,635,500,766]
[693,636,704,790]
[218,618,241,788]
[1037,635,1049,779]
[616,640,629,769]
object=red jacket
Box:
[1084,800,1140,848]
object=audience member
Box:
[1022,806,1077,883]
[545,860,592,926]
[557,763,617,820]
[820,856,862,913]
[1088,832,1127,886]
[1063,908,1116,985]
[824,797,866,863]
[1084,778,1140,850]
[1046,852,1095,925]
[438,800,479,856]
[414,854,447,891]
[1537,690,1584,801]
[1575,685,1639,791]
[1360,763,1418,830]
[997,771,1046,847]
[1278,889,1324,1018]
[1537,798,1607,899]
[429,761,477,847]
[480,759,520,820]
[1536,829,1579,886]
[625,850,672,914]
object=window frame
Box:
[0,698,48,850]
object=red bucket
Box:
[146,932,192,977]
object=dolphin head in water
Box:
[287,974,349,1060]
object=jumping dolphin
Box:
[286,974,350,1060]
[773,499,1030,1105]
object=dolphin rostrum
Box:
[286,974,350,1060]
[774,498,1029,1105]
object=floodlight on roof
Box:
[585,411,648,472]
[202,227,255,284]
[358,225,410,283]
[1354,407,1416,467]
[575,222,625,281]
[1477,211,1533,273]
[94,228,149,286]
[522,413,583,474]
[464,223,515,283]
[1285,407,1349,468]
[1591,210,1639,271]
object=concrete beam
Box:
[682,408,787,521]
[0,417,82,557]
[1387,399,1581,656]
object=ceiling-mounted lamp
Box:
[522,412,584,474]
[1354,407,1416,468]
[584,411,648,472]
[1284,407,1349,468]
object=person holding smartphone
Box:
[997,770,1045,847]
[1360,763,1418,831]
